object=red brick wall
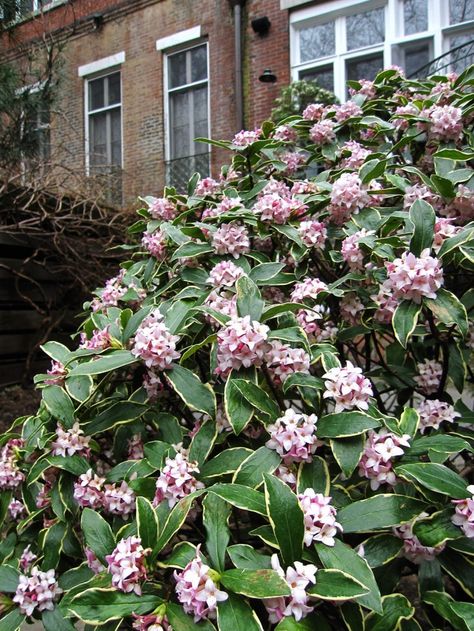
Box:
[1,0,293,205]
[244,0,290,128]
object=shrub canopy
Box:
[1,66,474,631]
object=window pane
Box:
[89,77,105,111]
[346,8,385,51]
[404,0,428,35]
[193,86,208,153]
[170,91,190,158]
[19,0,34,16]
[299,65,334,92]
[404,42,431,77]
[111,109,122,166]
[107,72,121,105]
[89,112,107,166]
[449,0,474,25]
[346,53,384,83]
[450,33,474,74]
[299,21,335,62]
[191,45,207,82]
[169,51,187,89]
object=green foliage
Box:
[271,79,338,122]
[1,66,474,631]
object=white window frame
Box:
[290,0,474,101]
[81,54,125,176]
[162,39,211,175]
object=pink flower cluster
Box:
[51,422,91,457]
[79,326,112,351]
[349,79,376,99]
[264,555,317,623]
[105,536,149,595]
[195,177,221,197]
[341,229,375,270]
[291,277,328,302]
[103,480,136,518]
[204,290,238,324]
[266,408,318,464]
[202,195,243,220]
[215,315,270,376]
[433,217,460,251]
[383,249,443,303]
[8,498,25,519]
[323,361,373,412]
[92,270,127,311]
[302,103,326,121]
[298,489,342,547]
[394,515,445,563]
[253,193,294,224]
[340,140,370,168]
[13,567,62,616]
[296,308,323,336]
[274,124,298,142]
[358,429,410,490]
[281,151,306,175]
[142,229,167,260]
[127,434,145,460]
[232,128,261,147]
[85,547,105,574]
[143,369,164,401]
[133,612,172,631]
[211,223,250,258]
[0,439,25,490]
[334,101,363,122]
[20,546,37,571]
[416,399,460,433]
[309,119,335,144]
[414,359,442,395]
[452,485,474,538]
[403,184,439,211]
[73,469,105,509]
[73,469,136,518]
[174,551,228,621]
[207,260,245,287]
[298,219,327,249]
[372,286,399,324]
[154,448,204,508]
[132,310,180,370]
[265,341,310,384]
[45,360,67,386]
[146,196,179,221]
[428,104,463,140]
[328,173,371,225]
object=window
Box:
[165,43,210,191]
[85,71,122,204]
[18,84,51,175]
[290,0,474,101]
[0,0,61,21]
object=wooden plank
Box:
[0,258,62,282]
[0,332,42,357]
[0,310,77,332]
[0,359,47,387]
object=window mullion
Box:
[432,0,444,58]
[335,16,346,101]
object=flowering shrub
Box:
[1,66,474,631]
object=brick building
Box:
[1,0,472,205]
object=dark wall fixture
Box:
[251,16,271,36]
